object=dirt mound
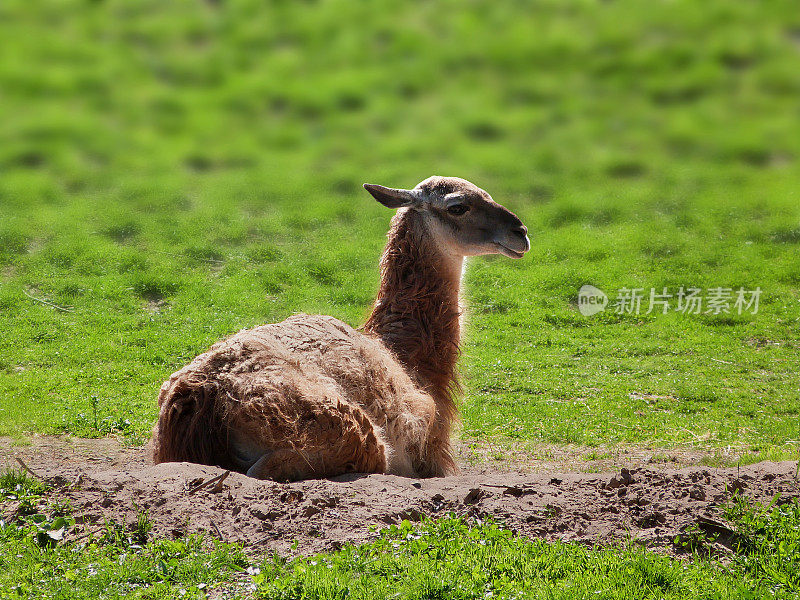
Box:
[2,438,797,557]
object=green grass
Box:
[0,525,248,599]
[255,502,800,599]
[0,469,45,518]
[1,0,799,459]
[722,493,800,593]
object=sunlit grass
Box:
[0,0,798,459]
[255,508,800,599]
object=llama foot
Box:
[246,449,297,480]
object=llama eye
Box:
[447,204,469,216]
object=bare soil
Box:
[2,436,798,557]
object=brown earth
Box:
[1,436,798,559]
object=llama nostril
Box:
[511,225,528,239]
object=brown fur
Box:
[153,314,439,479]
[363,209,462,475]
[152,176,528,481]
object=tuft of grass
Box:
[0,469,44,499]
[723,494,800,593]
[0,468,45,515]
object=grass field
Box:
[1,0,799,461]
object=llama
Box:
[151,176,529,480]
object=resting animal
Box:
[151,176,529,480]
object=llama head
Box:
[363,176,530,259]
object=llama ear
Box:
[363,184,418,209]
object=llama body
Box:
[154,314,440,478]
[152,176,529,480]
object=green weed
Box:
[723,494,800,593]
[0,469,45,515]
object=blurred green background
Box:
[0,0,798,462]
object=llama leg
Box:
[246,448,314,480]
[244,399,389,481]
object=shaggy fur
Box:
[152,176,529,481]
[363,209,462,475]
[152,314,439,478]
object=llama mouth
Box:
[495,244,526,259]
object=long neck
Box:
[363,209,463,425]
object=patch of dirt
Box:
[2,437,798,557]
[454,439,741,473]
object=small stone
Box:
[312,496,338,508]
[464,488,485,504]
[607,468,634,489]
[689,487,706,501]
[250,504,273,519]
[636,511,666,528]
[728,479,747,494]
[302,506,321,518]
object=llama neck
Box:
[363,209,463,413]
